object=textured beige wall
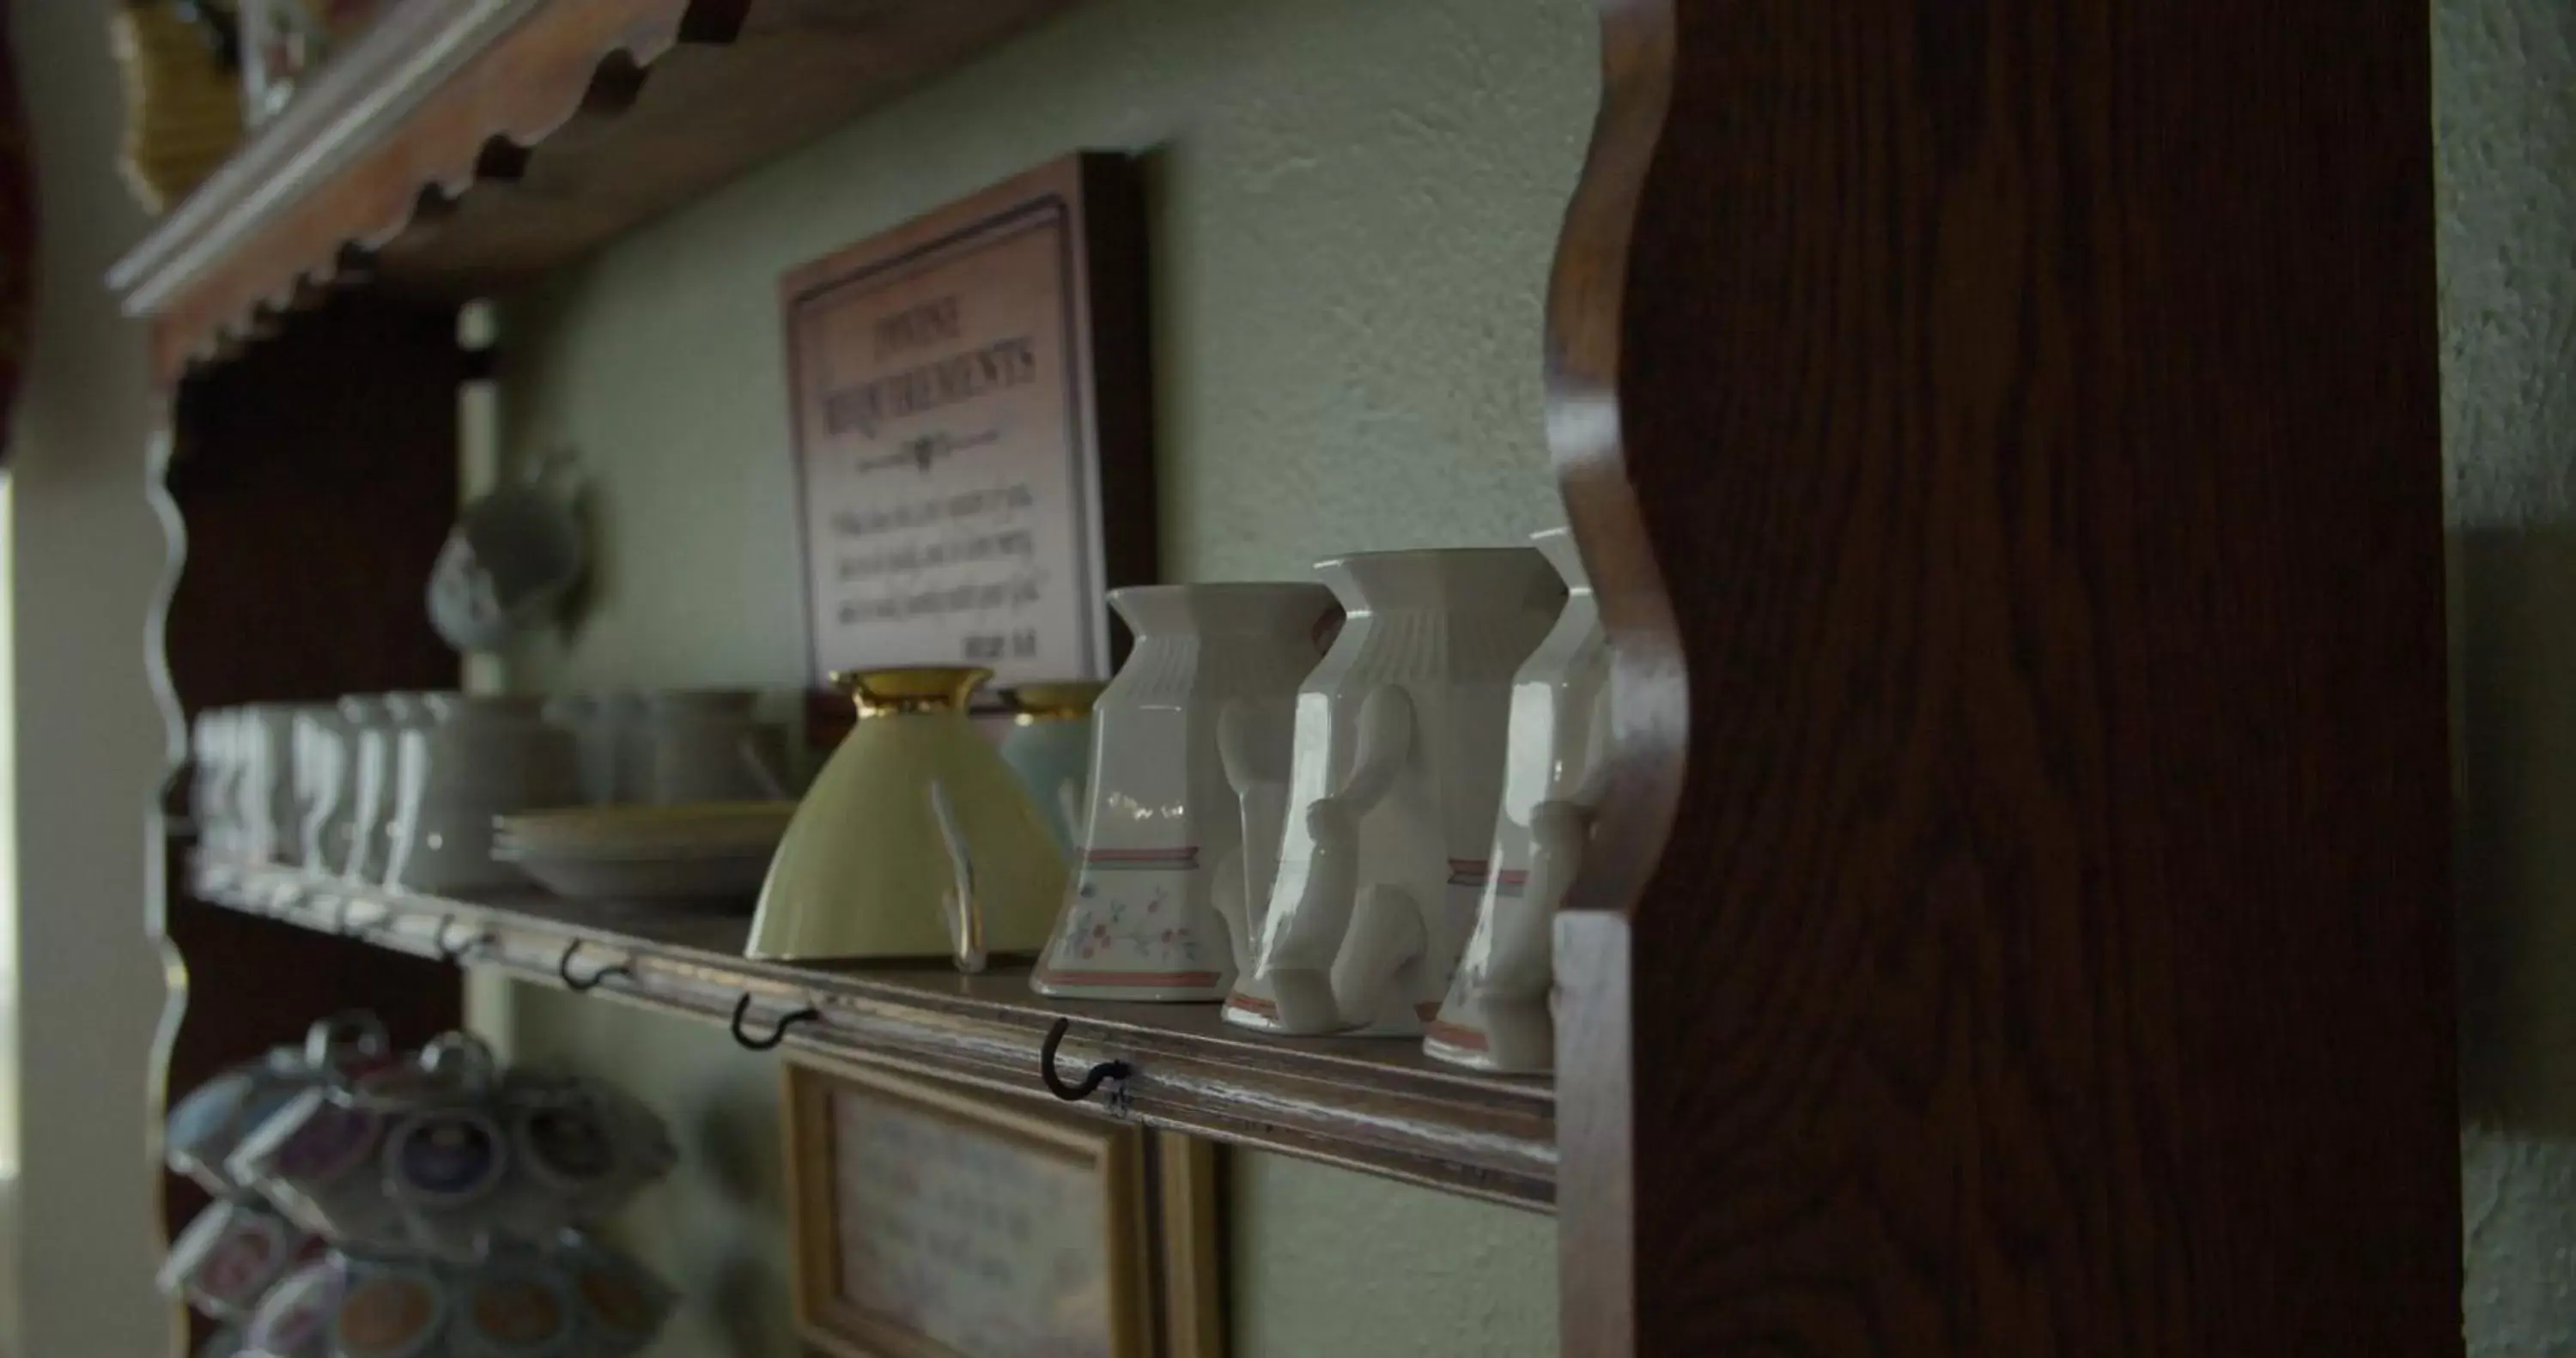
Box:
[483,0,1591,1355]
[487,0,2576,1349]
[2444,0,2576,1351]
[2,3,176,1356]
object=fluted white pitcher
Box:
[1225,548,1562,1036]
[1033,584,1337,1002]
[1425,528,1611,1071]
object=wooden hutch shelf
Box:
[106,0,1082,379]
[124,0,2470,1350]
[188,855,1556,1209]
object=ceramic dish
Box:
[494,803,793,855]
[495,846,771,905]
[494,803,790,903]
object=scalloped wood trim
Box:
[110,0,1078,384]
[1544,3,1675,1353]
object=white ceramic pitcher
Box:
[337,695,402,880]
[383,695,579,894]
[292,706,354,876]
[1425,528,1611,1071]
[1031,585,1337,1002]
[1224,548,1562,1036]
[234,704,300,864]
[193,709,242,858]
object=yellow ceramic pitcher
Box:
[748,667,1066,968]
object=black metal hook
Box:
[436,918,489,964]
[1039,1018,1132,1104]
[556,940,630,992]
[730,994,818,1052]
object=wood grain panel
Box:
[1548,0,2459,1353]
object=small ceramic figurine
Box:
[750,667,1063,967]
[1425,528,1611,1072]
[1031,585,1337,1003]
[1226,548,1563,1037]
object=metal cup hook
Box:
[556,939,630,992]
[1039,1017,1132,1105]
[730,994,818,1052]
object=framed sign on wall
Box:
[781,154,1157,691]
[784,1054,1224,1358]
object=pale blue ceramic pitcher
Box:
[997,682,1103,857]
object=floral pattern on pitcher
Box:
[1036,848,1227,991]
[1057,880,1212,970]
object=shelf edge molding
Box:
[107,0,1081,382]
[190,858,1558,1210]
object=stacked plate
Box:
[494,803,794,906]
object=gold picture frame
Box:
[785,1053,1224,1358]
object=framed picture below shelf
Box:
[785,1054,1223,1358]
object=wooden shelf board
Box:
[109,0,1084,380]
[190,857,1555,1209]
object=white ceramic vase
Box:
[1032,585,1337,1002]
[1225,549,1563,1036]
[1424,529,1610,1072]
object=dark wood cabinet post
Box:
[1549,1,2459,1353]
